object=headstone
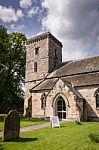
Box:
[2,110,20,141]
[50,116,60,128]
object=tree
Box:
[0,25,26,113]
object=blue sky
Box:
[0,0,99,61]
[0,0,44,37]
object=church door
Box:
[57,96,66,120]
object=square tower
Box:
[24,32,62,116]
[26,32,62,82]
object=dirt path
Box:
[20,122,49,132]
[0,122,50,137]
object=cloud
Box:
[16,9,24,18]
[19,0,39,18]
[19,0,33,8]
[0,5,23,23]
[41,0,99,61]
[28,7,39,17]
[11,24,25,31]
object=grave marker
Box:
[2,110,20,141]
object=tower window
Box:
[35,47,39,55]
[34,62,37,72]
[54,49,58,60]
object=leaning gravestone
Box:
[50,116,60,128]
[2,110,20,141]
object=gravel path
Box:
[0,122,50,137]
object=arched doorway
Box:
[56,96,67,120]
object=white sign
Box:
[50,116,60,128]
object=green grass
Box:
[20,117,48,127]
[0,114,48,131]
[0,122,99,150]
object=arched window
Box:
[41,93,46,109]
[94,88,99,108]
[57,96,66,120]
[34,62,37,72]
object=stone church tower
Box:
[24,32,99,121]
[24,32,63,116]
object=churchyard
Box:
[0,114,48,132]
[0,112,99,150]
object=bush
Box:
[88,133,99,143]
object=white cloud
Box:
[28,7,39,17]
[19,0,33,8]
[0,5,23,23]
[16,9,24,18]
[41,0,99,61]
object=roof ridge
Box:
[67,55,99,63]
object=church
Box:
[24,32,99,121]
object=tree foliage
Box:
[0,25,26,113]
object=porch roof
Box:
[31,72,99,93]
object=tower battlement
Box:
[27,32,63,48]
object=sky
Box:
[0,0,99,61]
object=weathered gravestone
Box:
[2,110,20,141]
[50,116,60,128]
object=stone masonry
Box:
[24,32,62,116]
[24,32,99,121]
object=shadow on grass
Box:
[0,137,38,143]
[13,137,38,142]
[60,125,66,128]
[7,137,38,143]
[0,144,4,150]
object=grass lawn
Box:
[0,122,99,150]
[0,114,48,132]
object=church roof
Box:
[31,55,99,93]
[31,78,58,93]
[47,55,99,78]
[31,72,99,92]
[61,72,99,87]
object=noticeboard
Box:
[50,116,60,128]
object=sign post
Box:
[50,116,60,128]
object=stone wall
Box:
[31,79,81,121]
[45,79,80,120]
[30,79,99,121]
[78,86,99,121]
[32,92,45,117]
[25,38,49,82]
[49,38,62,72]
[24,33,62,116]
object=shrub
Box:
[88,133,99,143]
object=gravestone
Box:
[2,110,20,141]
[50,116,60,128]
